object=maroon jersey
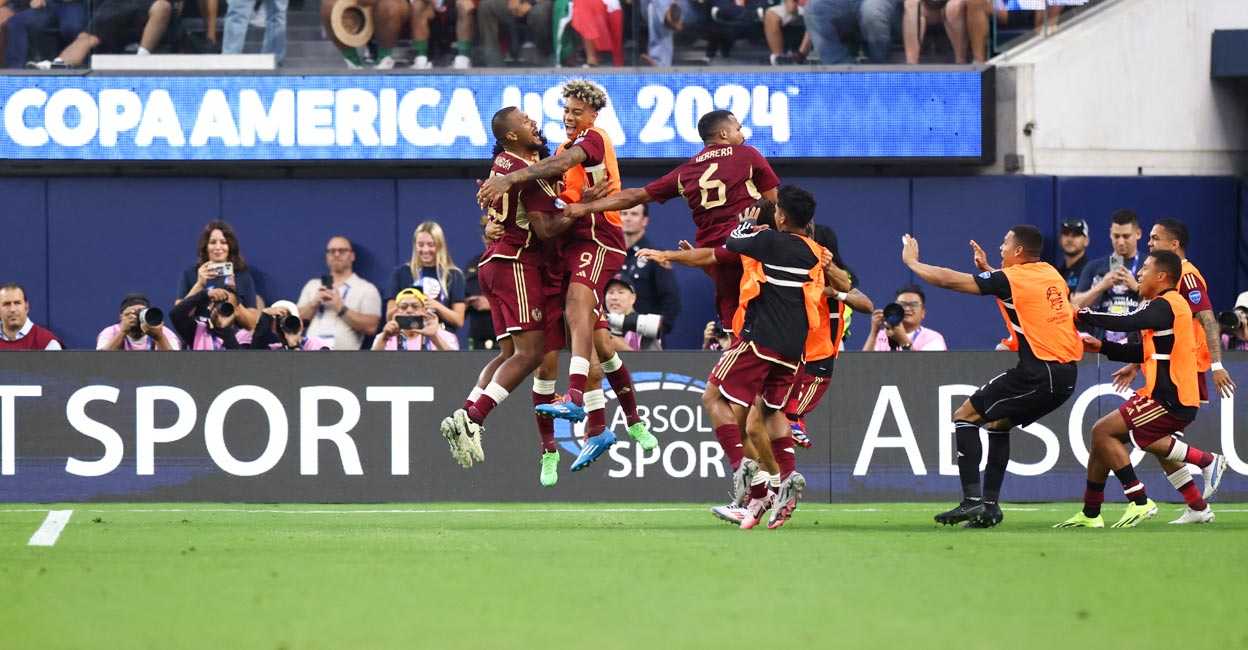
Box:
[643,144,780,248]
[482,151,562,265]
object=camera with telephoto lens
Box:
[1219,309,1245,335]
[137,307,163,327]
[212,301,234,319]
[882,303,906,327]
[395,315,425,331]
[280,314,303,335]
[607,312,663,339]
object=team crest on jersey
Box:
[1045,286,1065,310]
[531,308,543,322]
[636,257,647,269]
[1188,290,1202,304]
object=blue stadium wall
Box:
[2,175,1244,351]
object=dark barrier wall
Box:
[0,351,1244,504]
[2,175,1243,351]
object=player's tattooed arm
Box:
[476,146,588,206]
[900,234,981,295]
[840,288,874,313]
[1194,309,1237,397]
[566,187,651,219]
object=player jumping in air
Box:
[902,225,1083,529]
[476,79,657,472]
[1056,250,1227,528]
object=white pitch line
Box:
[27,510,73,547]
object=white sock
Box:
[1166,467,1193,490]
[532,379,556,396]
[584,389,606,412]
[600,354,623,374]
[569,356,590,379]
[769,474,781,488]
[137,47,151,56]
[1165,439,1188,463]
[483,381,510,405]
[466,386,484,404]
[751,470,770,486]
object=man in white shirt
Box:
[96,294,180,350]
[297,236,382,350]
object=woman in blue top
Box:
[176,220,260,331]
[386,221,467,331]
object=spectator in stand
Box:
[250,300,331,350]
[0,283,62,350]
[1071,208,1142,343]
[0,0,29,67]
[386,221,466,331]
[96,294,180,350]
[571,0,622,66]
[462,215,497,350]
[903,0,971,64]
[373,287,459,350]
[409,0,475,68]
[618,204,680,343]
[701,319,733,351]
[222,0,286,65]
[603,275,661,351]
[864,284,947,351]
[1055,217,1089,294]
[638,0,682,66]
[763,0,811,65]
[171,286,251,350]
[805,0,899,64]
[322,0,409,68]
[177,220,259,331]
[5,0,86,69]
[478,0,552,67]
[34,0,171,68]
[296,236,382,350]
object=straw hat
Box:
[331,0,374,49]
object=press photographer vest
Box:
[1140,290,1200,408]
[993,262,1082,363]
[557,126,622,227]
[732,232,833,363]
[1180,259,1212,372]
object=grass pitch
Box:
[2,502,1246,650]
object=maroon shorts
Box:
[1119,393,1193,448]
[710,250,743,331]
[543,290,567,353]
[563,215,626,300]
[1198,370,1209,403]
[708,339,800,410]
[785,367,832,417]
[479,258,545,337]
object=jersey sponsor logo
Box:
[1188,290,1202,305]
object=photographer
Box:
[604,275,662,352]
[171,286,250,350]
[372,288,458,351]
[702,320,734,351]
[96,294,180,350]
[250,301,330,350]
[864,284,947,351]
[1221,294,1248,351]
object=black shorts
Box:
[92,0,157,53]
[969,361,1077,427]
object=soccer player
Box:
[443,107,577,487]
[1055,250,1227,528]
[902,226,1083,529]
[1108,218,1234,523]
[476,79,657,471]
[562,109,781,334]
[704,186,832,529]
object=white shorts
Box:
[767,2,804,26]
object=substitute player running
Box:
[902,225,1082,529]
[476,79,656,472]
[705,188,830,529]
[1055,250,1227,529]
[563,109,780,332]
